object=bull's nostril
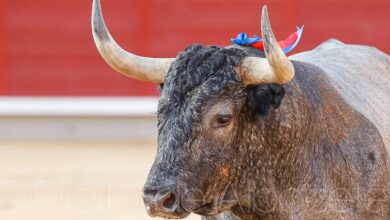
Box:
[143,188,179,215]
[162,192,177,210]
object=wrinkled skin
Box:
[143,43,390,219]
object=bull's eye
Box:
[213,115,232,127]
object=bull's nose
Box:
[143,188,178,216]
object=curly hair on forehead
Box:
[160,44,285,117]
[161,44,246,98]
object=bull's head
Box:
[92,0,295,218]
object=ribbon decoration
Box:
[231,26,304,54]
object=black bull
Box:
[91,1,390,219]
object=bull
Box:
[92,0,390,219]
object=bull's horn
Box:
[92,0,174,83]
[238,6,295,85]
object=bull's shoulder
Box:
[290,38,390,66]
[290,39,390,152]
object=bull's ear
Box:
[247,84,285,116]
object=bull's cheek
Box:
[218,165,230,178]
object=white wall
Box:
[0,97,159,141]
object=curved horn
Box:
[92,0,174,83]
[238,6,295,85]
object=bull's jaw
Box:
[192,202,219,216]
[182,186,240,217]
[190,195,233,217]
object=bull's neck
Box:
[232,71,355,218]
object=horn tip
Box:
[261,5,271,34]
[262,5,268,15]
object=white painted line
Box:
[0,97,159,117]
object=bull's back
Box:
[290,39,390,152]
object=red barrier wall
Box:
[2,0,390,96]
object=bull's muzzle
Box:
[143,186,183,218]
